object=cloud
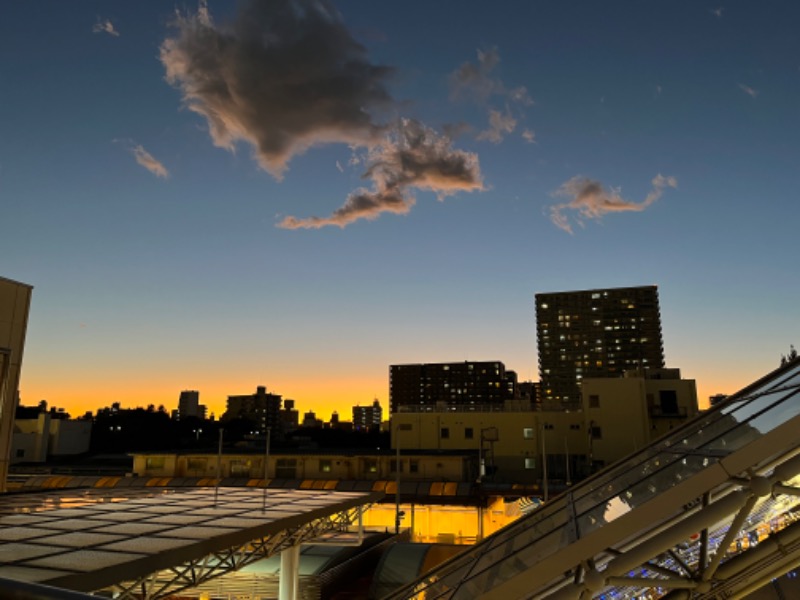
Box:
[93,18,119,37]
[521,129,536,144]
[710,7,724,18]
[738,83,759,98]
[131,145,169,178]
[450,48,532,106]
[548,174,677,234]
[278,119,483,229]
[160,0,394,180]
[162,0,483,229]
[477,108,517,144]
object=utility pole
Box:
[262,427,271,512]
[395,424,402,534]
[542,423,549,503]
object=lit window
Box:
[320,459,332,473]
[523,427,534,439]
[525,458,536,469]
[145,457,165,470]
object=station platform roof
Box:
[0,486,381,596]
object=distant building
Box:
[536,285,665,409]
[389,361,517,414]
[176,390,206,420]
[0,276,33,491]
[353,399,383,431]
[222,386,283,434]
[12,412,92,463]
[302,411,323,428]
[279,399,299,432]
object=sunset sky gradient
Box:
[1,1,798,419]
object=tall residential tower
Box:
[536,286,664,409]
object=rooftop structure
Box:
[536,285,664,409]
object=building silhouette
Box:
[222,386,282,434]
[353,399,383,431]
[536,285,664,409]
[389,361,517,414]
[177,390,205,420]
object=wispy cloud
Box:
[521,129,536,144]
[93,18,119,37]
[738,83,759,98]
[131,145,169,179]
[477,108,517,144]
[710,7,724,18]
[450,47,532,106]
[450,47,533,145]
[278,119,483,229]
[161,0,482,228]
[549,174,677,234]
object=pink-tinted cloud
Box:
[450,48,533,146]
[738,83,759,98]
[278,119,483,229]
[521,128,536,143]
[477,108,517,144]
[162,0,484,229]
[450,48,532,106]
[131,145,169,179]
[93,18,119,37]
[160,0,393,180]
[549,174,677,234]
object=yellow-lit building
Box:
[132,451,471,481]
[582,367,699,469]
[392,367,698,485]
[0,276,33,492]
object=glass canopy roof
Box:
[0,486,380,593]
[386,359,800,600]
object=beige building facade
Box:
[132,451,471,482]
[392,368,698,485]
[0,277,33,491]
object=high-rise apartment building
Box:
[536,286,664,409]
[389,361,517,413]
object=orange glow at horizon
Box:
[18,373,389,421]
[17,366,759,422]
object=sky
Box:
[1,1,798,420]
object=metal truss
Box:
[542,454,800,600]
[106,505,366,600]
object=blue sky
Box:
[1,1,798,418]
